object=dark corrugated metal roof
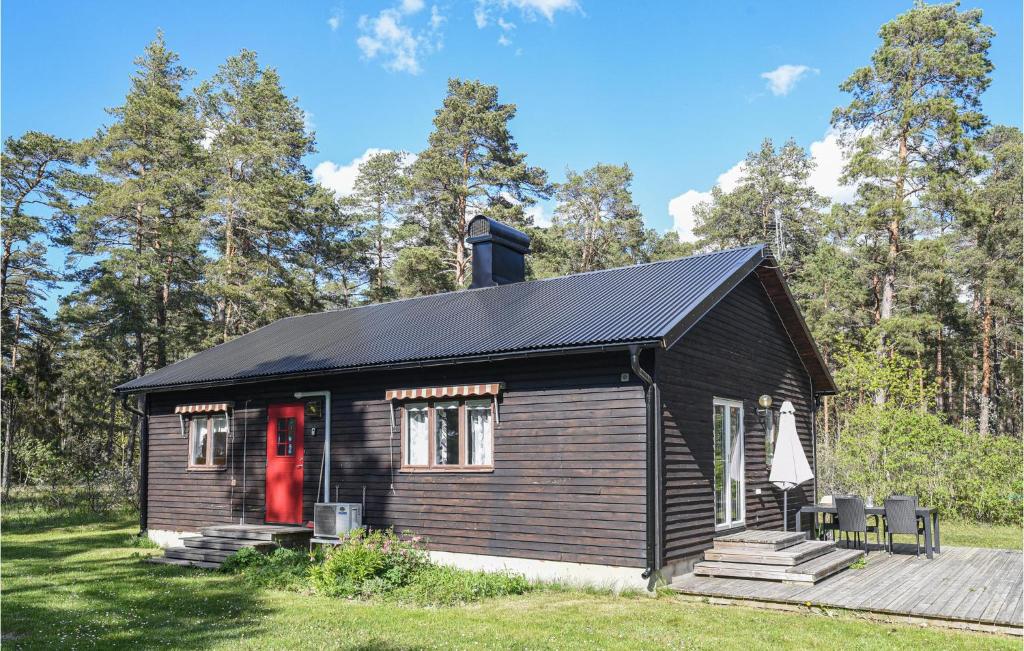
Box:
[117,245,786,392]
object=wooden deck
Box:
[672,545,1023,635]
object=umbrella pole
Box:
[783,489,788,532]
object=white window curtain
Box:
[210,413,229,466]
[406,405,428,465]
[191,416,209,465]
[467,401,492,465]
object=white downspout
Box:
[294,390,331,503]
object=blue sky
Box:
[3,0,1022,306]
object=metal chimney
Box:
[467,216,531,288]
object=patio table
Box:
[796,505,940,559]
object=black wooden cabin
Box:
[116,216,836,586]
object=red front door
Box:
[266,403,304,524]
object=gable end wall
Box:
[657,273,815,563]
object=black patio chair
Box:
[883,496,925,557]
[834,496,880,551]
[815,494,848,541]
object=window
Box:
[405,403,429,466]
[189,412,229,469]
[276,417,297,456]
[713,398,744,528]
[402,399,494,471]
[466,400,492,466]
[434,401,460,465]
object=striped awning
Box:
[174,402,232,414]
[385,383,503,401]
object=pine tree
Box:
[832,1,993,356]
[546,163,645,275]
[0,131,78,496]
[198,50,315,340]
[959,125,1023,434]
[694,138,827,278]
[410,78,550,289]
[291,184,360,311]
[63,33,207,481]
[69,32,207,374]
[347,151,412,303]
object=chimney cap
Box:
[467,215,530,254]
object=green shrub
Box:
[307,528,428,597]
[221,546,312,590]
[223,527,535,605]
[391,564,533,606]
[820,402,1023,526]
[819,348,1023,527]
[122,533,159,549]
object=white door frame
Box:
[713,397,745,530]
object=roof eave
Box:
[113,338,664,395]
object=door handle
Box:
[296,464,303,469]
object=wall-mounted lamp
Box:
[757,395,776,463]
[305,397,324,419]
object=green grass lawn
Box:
[940,520,1022,550]
[2,504,1020,650]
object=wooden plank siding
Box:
[657,274,816,564]
[145,353,649,568]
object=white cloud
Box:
[807,129,857,204]
[668,130,855,242]
[315,149,417,197]
[498,34,512,46]
[327,9,342,31]
[668,161,744,242]
[315,149,388,197]
[760,64,818,97]
[474,6,489,28]
[200,127,218,150]
[526,203,551,227]
[400,0,425,14]
[474,0,578,30]
[429,5,445,30]
[356,4,444,74]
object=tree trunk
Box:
[946,365,954,423]
[1,406,17,498]
[376,206,386,298]
[879,129,908,330]
[936,329,944,413]
[961,368,968,427]
[223,203,236,342]
[106,395,117,463]
[454,149,471,287]
[979,284,993,436]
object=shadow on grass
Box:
[2,510,271,650]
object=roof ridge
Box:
[280,243,767,322]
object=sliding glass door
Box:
[713,398,745,529]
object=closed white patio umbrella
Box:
[769,400,814,531]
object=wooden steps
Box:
[703,540,835,566]
[200,524,312,545]
[711,530,808,551]
[149,524,313,569]
[183,536,277,553]
[692,530,864,584]
[146,556,221,570]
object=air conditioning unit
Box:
[314,502,363,539]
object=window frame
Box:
[400,399,494,473]
[712,397,745,530]
[187,411,230,472]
